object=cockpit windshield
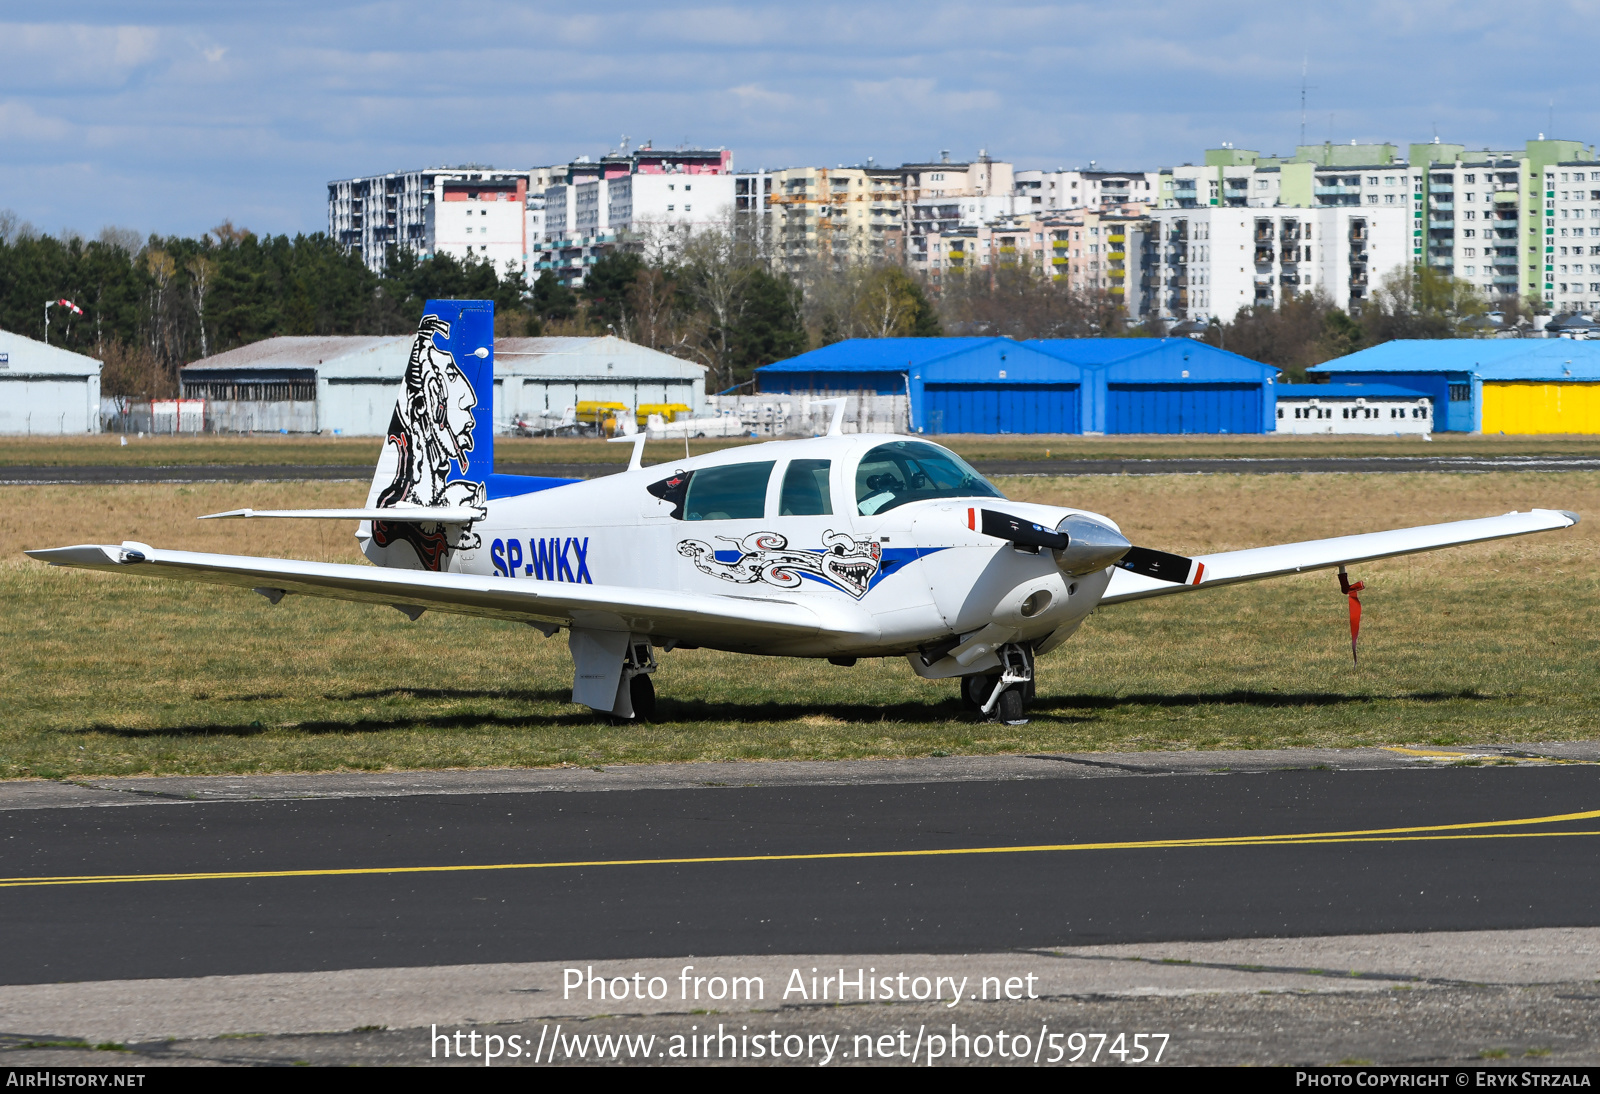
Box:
[854,440,1004,516]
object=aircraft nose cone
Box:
[1052,514,1132,577]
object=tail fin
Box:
[359,300,581,571]
[360,300,496,570]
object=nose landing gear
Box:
[960,644,1034,725]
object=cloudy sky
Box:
[2,1,1594,240]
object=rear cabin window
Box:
[854,441,1002,516]
[682,461,774,521]
[779,459,832,516]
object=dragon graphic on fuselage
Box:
[677,530,883,599]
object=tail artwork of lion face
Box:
[361,301,496,572]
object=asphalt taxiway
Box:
[2,746,1598,987]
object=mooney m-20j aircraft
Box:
[29,301,1581,722]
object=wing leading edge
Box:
[24,543,862,645]
[1100,509,1580,606]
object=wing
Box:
[199,506,484,523]
[1100,508,1579,606]
[24,543,859,645]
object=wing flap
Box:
[1101,509,1579,606]
[25,544,854,641]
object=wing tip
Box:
[1560,509,1582,526]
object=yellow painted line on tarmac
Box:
[5,809,1600,890]
[1381,747,1590,764]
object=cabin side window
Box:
[681,461,775,521]
[779,459,832,516]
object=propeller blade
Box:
[978,508,1068,551]
[1116,545,1201,584]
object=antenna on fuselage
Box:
[816,397,848,437]
[608,432,648,471]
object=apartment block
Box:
[735,153,1016,272]
[532,146,734,286]
[1546,163,1600,313]
[1015,169,1160,211]
[1146,206,1409,321]
[746,165,907,270]
[328,167,560,274]
[916,206,1148,308]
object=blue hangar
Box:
[755,337,1281,435]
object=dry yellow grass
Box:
[2,472,1596,777]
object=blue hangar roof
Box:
[1028,338,1278,382]
[758,337,1278,386]
[1310,340,1600,381]
[1275,383,1435,399]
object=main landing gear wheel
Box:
[960,673,994,710]
[629,672,656,722]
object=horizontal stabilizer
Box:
[1102,508,1579,605]
[199,507,486,523]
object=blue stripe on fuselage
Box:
[486,473,582,500]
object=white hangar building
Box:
[494,336,707,431]
[179,334,705,435]
[0,330,103,435]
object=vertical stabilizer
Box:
[360,300,495,571]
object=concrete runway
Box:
[3,748,1598,988]
[9,453,1600,484]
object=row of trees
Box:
[0,207,1539,396]
[1198,267,1543,381]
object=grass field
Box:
[6,431,1600,468]
[3,471,1596,778]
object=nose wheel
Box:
[961,644,1034,725]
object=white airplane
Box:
[28,302,1580,723]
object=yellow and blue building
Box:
[1309,340,1600,433]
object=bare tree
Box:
[0,208,38,243]
[145,248,177,370]
[186,253,214,358]
[679,228,761,391]
[936,265,1125,339]
[97,225,143,254]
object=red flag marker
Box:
[1338,566,1365,664]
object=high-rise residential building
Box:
[1014,169,1160,211]
[328,167,565,274]
[1155,138,1600,311]
[735,164,906,270]
[1145,206,1409,321]
[915,205,1150,307]
[735,152,1016,272]
[329,147,734,286]
[533,146,735,286]
[1546,163,1600,313]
